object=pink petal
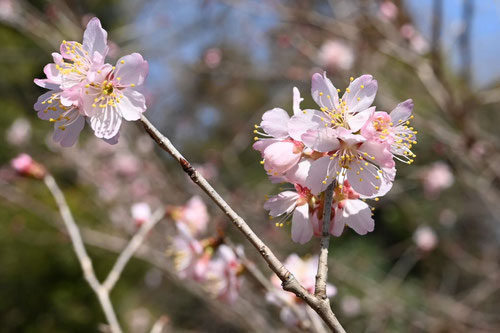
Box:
[253,138,280,153]
[263,191,299,216]
[82,17,109,58]
[52,111,85,147]
[311,72,339,110]
[360,140,395,168]
[332,207,346,236]
[390,99,414,123]
[285,159,312,187]
[301,127,340,153]
[115,53,149,86]
[345,162,383,197]
[291,204,313,244]
[263,141,301,174]
[260,108,290,138]
[306,156,337,194]
[116,89,147,121]
[342,75,377,113]
[288,109,323,141]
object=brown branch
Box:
[140,115,346,332]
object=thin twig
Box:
[140,115,346,332]
[43,174,123,333]
[103,208,165,291]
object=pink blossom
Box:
[204,48,222,68]
[361,99,417,164]
[379,1,398,21]
[205,245,243,303]
[341,295,361,317]
[421,162,454,198]
[6,118,31,146]
[169,223,210,281]
[267,254,336,327]
[10,153,46,179]
[413,226,438,251]
[81,53,148,139]
[131,202,152,227]
[317,40,354,71]
[170,196,209,236]
[253,88,305,179]
[331,181,374,236]
[264,185,314,244]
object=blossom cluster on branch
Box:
[34,18,148,147]
[254,73,417,243]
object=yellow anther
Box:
[253,137,258,141]
[260,160,264,165]
[85,84,90,88]
[359,178,363,182]
[322,180,327,184]
[346,88,350,93]
[319,92,323,96]
[360,85,365,89]
[130,83,136,87]
[120,60,125,64]
[337,89,341,92]
[374,198,380,201]
[350,77,354,81]
[117,77,121,81]
[357,97,361,101]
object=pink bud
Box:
[10,153,46,179]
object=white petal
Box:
[332,207,346,236]
[347,107,374,132]
[291,204,313,244]
[346,162,383,197]
[263,141,301,174]
[292,87,303,115]
[52,111,85,147]
[306,156,337,194]
[285,159,312,187]
[288,109,323,141]
[89,106,122,139]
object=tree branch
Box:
[315,182,334,299]
[140,115,346,332]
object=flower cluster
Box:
[34,18,148,147]
[266,254,336,328]
[167,196,244,303]
[254,73,417,243]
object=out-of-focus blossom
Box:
[131,202,152,227]
[0,0,16,21]
[169,223,211,281]
[379,1,398,21]
[169,195,210,236]
[341,295,361,317]
[204,48,222,69]
[317,40,354,71]
[193,162,218,181]
[6,118,31,146]
[400,24,430,54]
[413,226,438,252]
[205,244,244,303]
[421,162,454,198]
[10,153,46,179]
[114,153,140,177]
[267,254,336,327]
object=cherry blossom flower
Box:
[331,181,374,236]
[317,40,354,71]
[81,54,148,139]
[421,162,454,198]
[264,184,315,244]
[131,202,152,227]
[169,223,211,281]
[267,254,336,327]
[379,1,398,21]
[169,196,209,236]
[6,118,31,146]
[204,245,243,303]
[253,88,305,179]
[10,153,46,179]
[361,99,417,164]
[413,226,438,251]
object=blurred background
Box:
[1,0,499,332]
